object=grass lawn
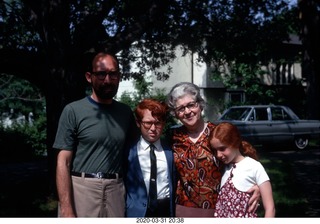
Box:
[258,155,308,217]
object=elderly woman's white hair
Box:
[166,82,206,116]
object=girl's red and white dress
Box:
[214,157,270,218]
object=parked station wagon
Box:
[216,105,320,150]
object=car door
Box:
[248,107,273,143]
[269,107,294,143]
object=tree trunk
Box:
[299,0,320,119]
[45,65,87,197]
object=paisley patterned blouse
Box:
[172,122,222,209]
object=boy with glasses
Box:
[124,98,176,217]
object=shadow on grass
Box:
[0,177,57,217]
[0,158,57,217]
[259,153,309,217]
[1,146,318,217]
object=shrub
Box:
[0,114,47,162]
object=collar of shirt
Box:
[139,137,162,152]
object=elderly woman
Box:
[166,82,260,217]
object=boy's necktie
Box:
[148,144,157,211]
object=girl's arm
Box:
[259,181,276,217]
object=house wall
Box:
[151,47,193,90]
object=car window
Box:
[272,108,283,120]
[254,108,268,121]
[271,107,292,120]
[220,108,251,120]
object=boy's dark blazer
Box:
[124,139,176,217]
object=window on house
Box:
[228,91,245,103]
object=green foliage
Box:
[134,76,154,100]
[118,92,136,110]
[118,75,169,109]
[24,114,47,156]
[0,73,45,116]
[211,62,278,106]
[0,74,47,160]
[0,0,298,83]
[0,113,47,161]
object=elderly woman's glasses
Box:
[175,101,199,114]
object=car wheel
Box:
[294,137,309,150]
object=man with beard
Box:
[53,52,138,217]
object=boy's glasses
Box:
[140,121,163,129]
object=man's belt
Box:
[71,171,122,179]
